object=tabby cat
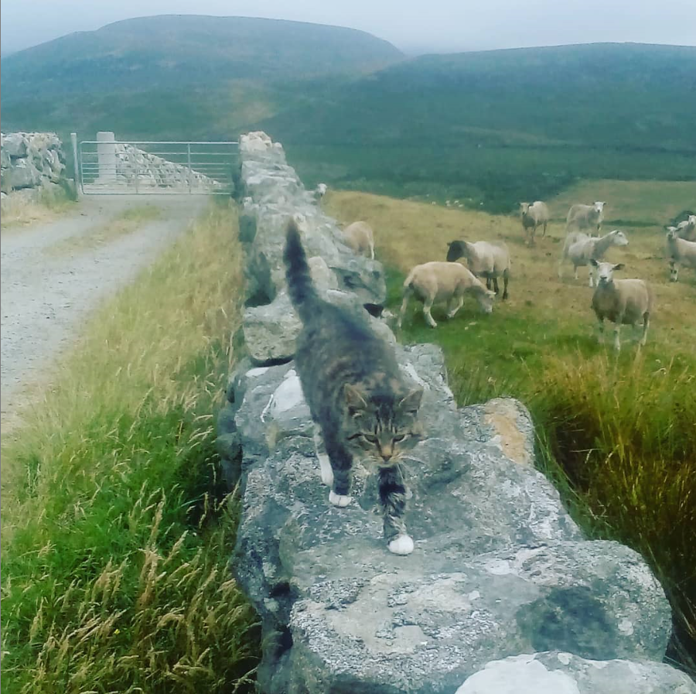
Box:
[284,219,424,555]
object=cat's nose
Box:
[381,447,393,461]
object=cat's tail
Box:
[284,218,319,322]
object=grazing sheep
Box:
[590,260,653,351]
[446,239,511,300]
[342,221,375,260]
[558,229,629,286]
[673,214,696,241]
[398,262,495,329]
[314,183,328,200]
[566,201,606,232]
[665,229,696,282]
[519,201,549,246]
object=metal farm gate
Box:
[74,133,238,195]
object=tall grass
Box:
[1,201,259,692]
[326,189,696,675]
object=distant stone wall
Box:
[112,143,223,190]
[84,131,226,193]
[1,132,71,201]
[217,132,693,694]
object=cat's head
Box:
[342,384,424,466]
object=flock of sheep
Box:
[322,180,696,352]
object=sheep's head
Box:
[666,229,678,242]
[590,259,624,285]
[519,202,530,216]
[446,240,468,262]
[476,289,496,314]
[608,230,629,247]
[594,201,606,213]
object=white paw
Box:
[321,466,334,486]
[329,491,352,507]
[388,535,414,555]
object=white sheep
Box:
[519,201,549,246]
[446,239,511,300]
[314,183,328,200]
[673,214,696,241]
[566,201,606,232]
[342,221,375,260]
[590,260,653,351]
[398,262,495,329]
[558,229,629,286]
[665,229,696,282]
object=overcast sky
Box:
[2,0,696,56]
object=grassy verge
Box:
[1,201,259,693]
[326,189,696,674]
[45,204,162,255]
[1,188,76,231]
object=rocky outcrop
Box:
[1,132,71,198]
[219,131,683,693]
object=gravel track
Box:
[1,194,207,425]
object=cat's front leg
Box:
[323,429,353,507]
[378,464,414,555]
[313,426,334,487]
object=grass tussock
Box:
[1,201,259,693]
[46,204,162,255]
[326,189,696,674]
[1,188,76,231]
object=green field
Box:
[325,185,696,673]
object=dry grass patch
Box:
[1,190,75,232]
[45,204,162,255]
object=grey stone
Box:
[6,159,41,190]
[2,132,28,158]
[455,651,696,694]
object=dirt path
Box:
[1,194,207,427]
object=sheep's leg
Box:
[485,277,492,291]
[369,242,375,261]
[588,265,595,287]
[542,221,547,237]
[397,288,412,329]
[492,277,500,295]
[530,227,536,247]
[669,261,679,282]
[640,313,650,346]
[502,269,509,300]
[613,323,622,352]
[573,265,579,281]
[423,299,438,328]
[597,317,605,344]
[446,295,464,319]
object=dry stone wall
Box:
[1,131,71,202]
[217,131,693,693]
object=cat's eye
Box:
[393,435,407,442]
[363,434,378,443]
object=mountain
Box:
[1,15,403,97]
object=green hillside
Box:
[262,43,696,211]
[3,34,695,212]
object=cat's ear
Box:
[399,387,423,414]
[344,384,368,413]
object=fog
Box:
[2,0,695,55]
